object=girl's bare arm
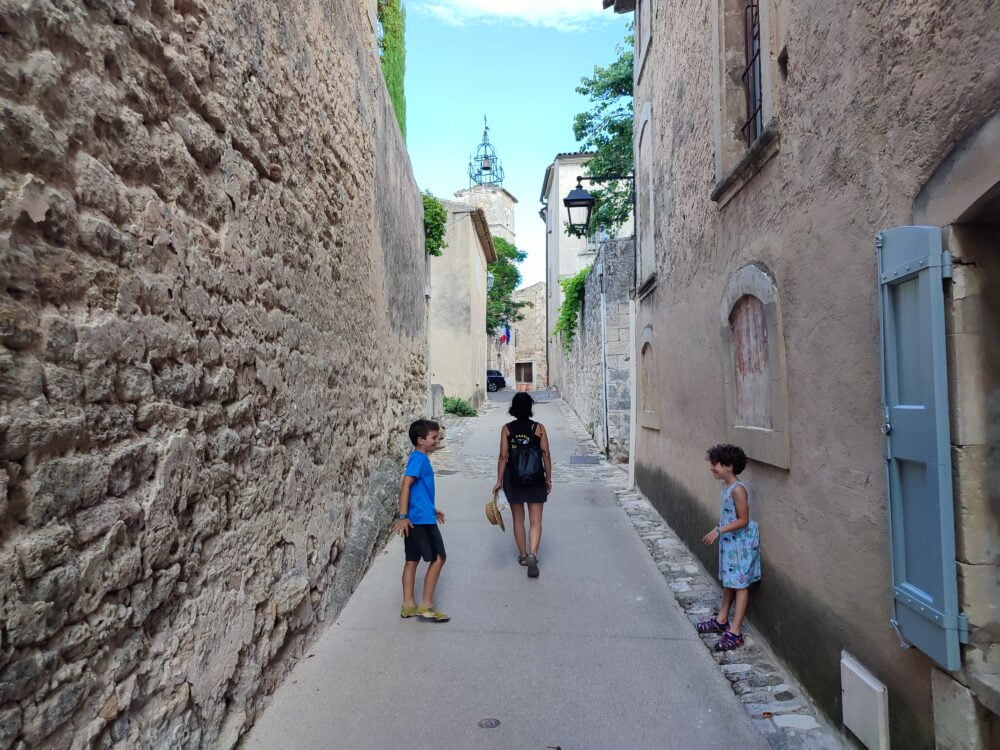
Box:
[492,425,509,491]
[538,424,553,492]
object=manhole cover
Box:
[569,455,599,465]
[477,718,501,729]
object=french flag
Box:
[499,324,511,344]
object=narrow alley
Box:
[242,397,827,749]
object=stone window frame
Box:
[635,100,656,294]
[710,0,781,207]
[635,0,654,84]
[720,263,789,467]
[638,324,659,430]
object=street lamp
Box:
[487,271,495,290]
[563,174,634,237]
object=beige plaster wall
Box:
[0,1,426,747]
[430,202,489,406]
[631,0,1000,746]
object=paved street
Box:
[243,397,769,750]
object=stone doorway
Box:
[913,106,1000,748]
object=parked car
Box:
[486,370,506,392]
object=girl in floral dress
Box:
[697,444,760,651]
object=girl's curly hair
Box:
[706,444,747,474]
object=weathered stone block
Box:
[135,401,190,430]
[932,669,993,749]
[7,600,65,647]
[0,648,56,702]
[74,497,142,543]
[72,152,122,219]
[14,523,74,579]
[0,350,43,401]
[42,314,77,363]
[958,562,999,631]
[78,212,127,261]
[26,563,80,606]
[83,404,135,445]
[12,456,108,526]
[952,445,999,566]
[43,362,84,403]
[130,563,181,627]
[0,703,21,750]
[115,365,154,402]
[0,299,38,350]
[0,99,66,176]
[20,674,93,745]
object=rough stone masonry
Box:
[0,1,426,747]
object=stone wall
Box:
[559,239,633,461]
[512,281,546,389]
[0,1,426,748]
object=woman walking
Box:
[492,392,552,577]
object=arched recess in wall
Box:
[636,101,656,290]
[639,324,659,430]
[720,263,789,468]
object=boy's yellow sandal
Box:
[400,605,419,618]
[416,605,450,622]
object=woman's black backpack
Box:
[510,422,545,486]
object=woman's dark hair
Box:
[408,419,440,446]
[508,392,534,421]
[706,444,747,474]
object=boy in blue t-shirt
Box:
[391,419,449,622]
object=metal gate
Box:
[877,225,965,671]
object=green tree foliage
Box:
[553,266,591,350]
[378,0,406,139]
[486,237,528,336]
[572,27,633,237]
[422,192,447,256]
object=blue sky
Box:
[404,1,631,287]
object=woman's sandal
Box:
[714,631,745,651]
[526,553,539,578]
[518,555,528,566]
[696,617,730,634]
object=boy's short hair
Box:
[408,419,440,446]
[706,444,747,474]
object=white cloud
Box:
[415,1,611,32]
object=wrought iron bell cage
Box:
[468,116,505,187]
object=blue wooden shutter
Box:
[877,225,962,671]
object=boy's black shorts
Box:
[404,524,446,562]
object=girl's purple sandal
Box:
[714,631,745,651]
[696,617,730,634]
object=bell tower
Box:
[456,116,518,244]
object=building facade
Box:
[539,153,597,390]
[511,282,547,391]
[429,203,496,408]
[610,0,1000,747]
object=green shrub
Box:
[553,265,591,350]
[443,396,477,416]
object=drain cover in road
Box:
[569,455,599,464]
[477,718,501,729]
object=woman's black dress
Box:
[502,419,548,504]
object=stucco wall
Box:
[430,202,488,406]
[559,239,633,461]
[631,0,1000,746]
[0,1,425,747]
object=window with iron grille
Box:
[741,0,764,145]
